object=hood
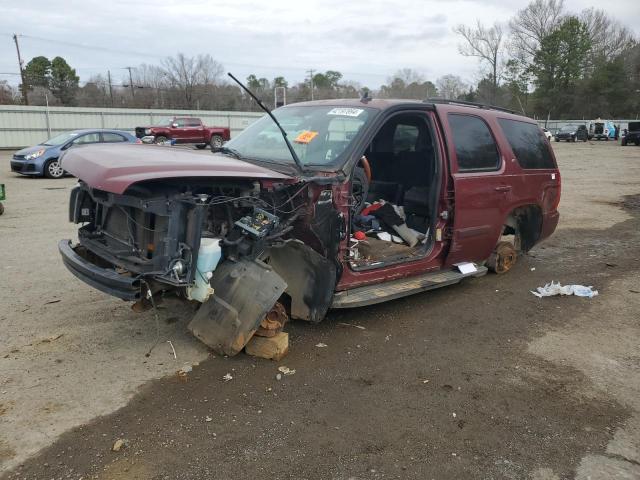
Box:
[15,144,56,156]
[62,143,293,194]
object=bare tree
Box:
[454,21,505,102]
[391,68,424,85]
[0,80,18,104]
[509,0,565,62]
[436,75,468,99]
[580,8,636,59]
[161,53,223,108]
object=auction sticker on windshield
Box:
[294,130,319,144]
[327,108,364,117]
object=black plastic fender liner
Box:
[266,242,336,323]
[187,258,287,356]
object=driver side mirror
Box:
[61,143,72,151]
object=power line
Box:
[7,32,396,80]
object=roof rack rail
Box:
[424,98,520,115]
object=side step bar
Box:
[331,266,488,308]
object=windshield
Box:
[152,117,173,126]
[42,132,80,146]
[560,126,576,132]
[224,105,375,167]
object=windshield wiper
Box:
[227,72,305,175]
[213,146,243,159]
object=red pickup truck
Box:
[135,116,230,149]
[60,98,560,356]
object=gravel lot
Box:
[1,142,639,479]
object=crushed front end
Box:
[60,176,342,355]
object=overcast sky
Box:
[1,0,639,89]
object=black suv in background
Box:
[622,122,640,146]
[555,125,588,142]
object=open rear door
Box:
[441,111,512,266]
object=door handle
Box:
[494,185,511,192]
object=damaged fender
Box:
[187,258,287,356]
[266,242,337,323]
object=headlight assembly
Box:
[25,149,46,160]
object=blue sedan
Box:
[11,129,140,178]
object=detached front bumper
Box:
[58,240,141,301]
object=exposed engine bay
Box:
[63,177,340,355]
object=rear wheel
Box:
[44,159,64,179]
[210,135,223,149]
[487,241,517,275]
[155,135,168,144]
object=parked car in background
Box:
[542,128,553,141]
[134,117,230,149]
[11,129,140,179]
[587,119,616,140]
[59,98,560,356]
[621,122,640,146]
[555,125,588,142]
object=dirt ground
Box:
[1,141,639,479]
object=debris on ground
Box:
[275,373,282,381]
[337,322,366,330]
[167,341,177,359]
[315,343,327,348]
[531,281,598,298]
[26,333,64,347]
[222,373,233,382]
[112,439,127,452]
[205,416,212,422]
[277,366,296,376]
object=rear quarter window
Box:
[498,119,555,169]
[448,114,501,171]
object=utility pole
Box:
[125,66,135,98]
[13,33,28,105]
[107,70,114,106]
[306,69,315,101]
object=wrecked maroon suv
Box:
[59,99,560,355]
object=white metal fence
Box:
[1,104,637,149]
[0,105,264,148]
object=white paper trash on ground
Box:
[531,281,598,298]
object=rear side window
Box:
[498,119,555,169]
[102,133,126,143]
[448,114,500,171]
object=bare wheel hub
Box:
[256,302,288,337]
[487,241,517,274]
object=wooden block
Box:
[245,332,289,360]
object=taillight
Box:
[553,173,561,210]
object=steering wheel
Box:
[359,155,372,182]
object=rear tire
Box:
[44,159,64,179]
[210,135,223,149]
[155,135,168,144]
